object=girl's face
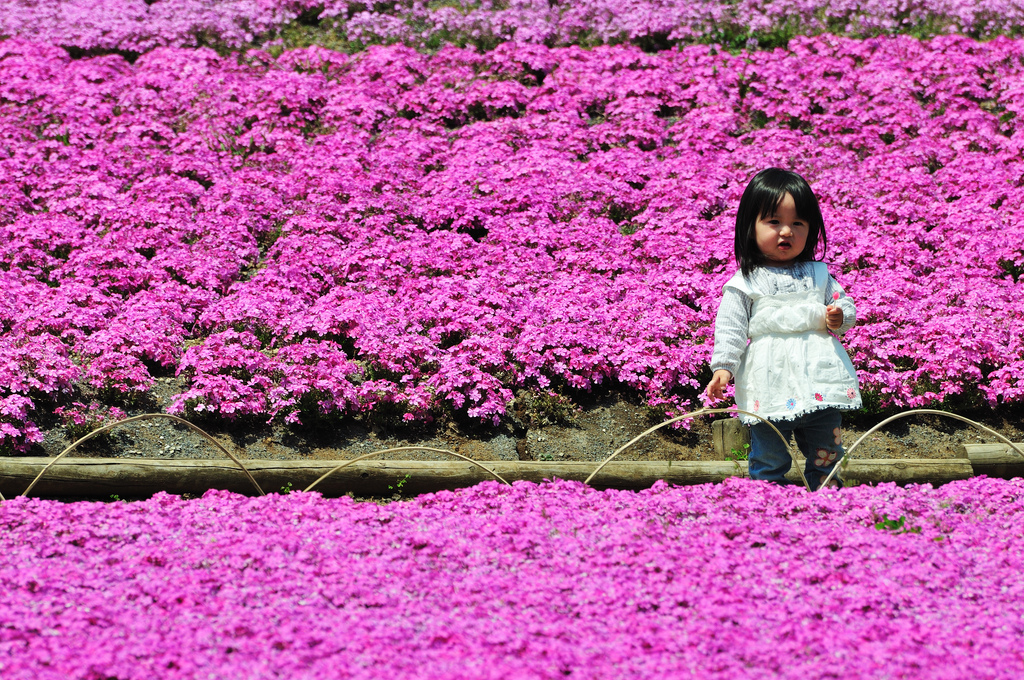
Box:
[755,192,808,265]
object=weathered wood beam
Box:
[0,457,977,499]
[959,443,1024,479]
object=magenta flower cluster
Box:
[2,0,1023,52]
[52,401,127,440]
[336,0,1024,51]
[0,0,318,53]
[1,477,1023,678]
[2,33,1024,448]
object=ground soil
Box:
[32,378,1024,468]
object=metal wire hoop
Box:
[302,446,511,493]
[20,414,266,498]
[585,407,809,490]
[819,408,1024,488]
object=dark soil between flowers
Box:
[29,378,1024,468]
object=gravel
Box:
[31,382,1024,466]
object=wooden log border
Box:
[961,443,1024,479]
[0,456,986,500]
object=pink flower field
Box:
[2,27,1024,449]
[2,478,1023,679]
[2,0,1024,53]
[4,7,1024,677]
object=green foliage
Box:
[513,389,580,428]
[873,514,922,534]
[726,441,750,474]
[726,442,750,462]
[857,388,889,417]
[998,257,1023,283]
[272,20,356,56]
[388,474,412,494]
[712,20,803,54]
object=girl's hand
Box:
[706,369,733,402]
[825,304,844,330]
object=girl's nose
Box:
[780,224,793,236]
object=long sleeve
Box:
[824,276,856,335]
[710,285,751,376]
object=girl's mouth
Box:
[778,241,792,250]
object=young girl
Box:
[706,168,861,490]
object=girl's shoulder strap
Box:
[811,261,830,288]
[723,270,753,295]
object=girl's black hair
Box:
[734,167,826,277]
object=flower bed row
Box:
[1,477,1023,678]
[2,0,1024,54]
[2,34,1024,450]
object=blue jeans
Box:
[748,408,844,489]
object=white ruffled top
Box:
[711,262,862,425]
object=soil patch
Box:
[30,380,1024,467]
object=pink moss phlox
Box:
[2,0,1024,52]
[1,478,1023,678]
[1,34,1024,445]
